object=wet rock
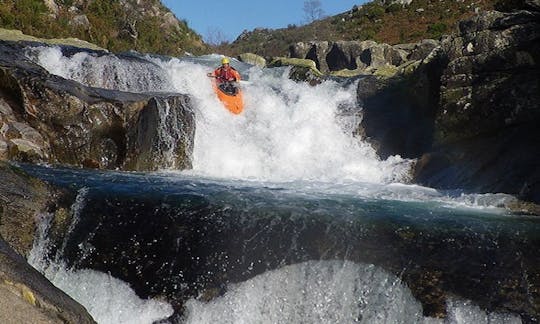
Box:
[0,41,195,171]
[0,236,95,323]
[0,162,55,256]
[45,180,540,321]
[268,57,324,84]
[357,50,445,159]
[0,162,94,322]
[125,96,195,171]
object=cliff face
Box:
[353,5,540,205]
[0,0,207,55]
[414,6,540,203]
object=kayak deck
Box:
[212,81,244,114]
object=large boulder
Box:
[357,49,445,159]
[0,237,95,324]
[0,41,195,171]
[237,52,266,67]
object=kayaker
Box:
[207,57,241,86]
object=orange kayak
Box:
[212,80,244,114]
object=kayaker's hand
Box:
[207,73,214,77]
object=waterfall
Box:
[27,46,411,183]
[27,188,173,324]
[21,45,533,324]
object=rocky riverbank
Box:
[0,40,195,171]
[274,5,539,206]
[0,162,95,323]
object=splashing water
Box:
[22,46,531,324]
[28,188,173,324]
[28,47,411,183]
[154,57,411,182]
[183,260,522,324]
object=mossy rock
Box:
[268,57,321,73]
[397,60,422,76]
[371,65,399,79]
[0,28,105,52]
[330,68,366,77]
[237,53,266,67]
[289,66,324,85]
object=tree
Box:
[303,0,324,23]
[205,26,229,46]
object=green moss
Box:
[427,22,448,39]
[372,65,399,79]
[269,57,319,71]
[330,68,365,77]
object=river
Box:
[19,46,540,323]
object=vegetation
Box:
[219,0,497,57]
[0,0,208,56]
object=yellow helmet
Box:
[221,57,230,64]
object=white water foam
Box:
[27,46,173,92]
[154,58,411,183]
[28,47,411,183]
[183,260,522,324]
[27,46,522,212]
[28,189,173,324]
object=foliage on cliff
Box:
[218,0,497,57]
[0,0,208,55]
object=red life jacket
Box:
[214,66,240,83]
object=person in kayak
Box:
[207,57,241,95]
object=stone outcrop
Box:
[289,39,440,76]
[356,50,445,160]
[0,162,95,323]
[356,7,540,205]
[0,41,195,171]
[0,28,105,52]
[414,8,540,203]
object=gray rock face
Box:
[413,8,540,203]
[0,41,195,171]
[290,39,439,74]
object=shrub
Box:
[427,22,448,39]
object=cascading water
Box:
[29,46,410,182]
[21,45,540,324]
